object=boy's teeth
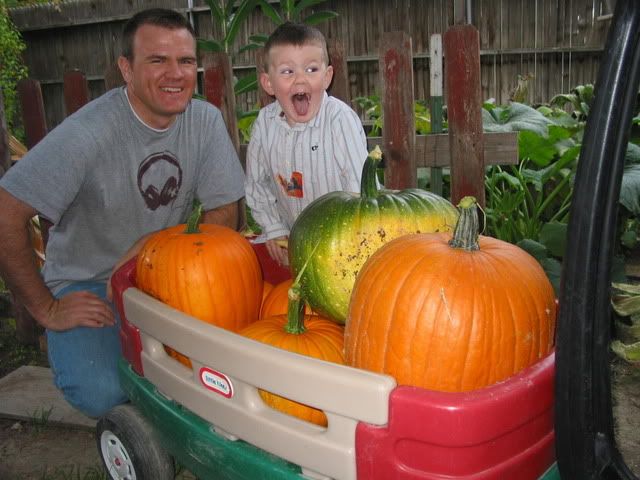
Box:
[162,87,181,92]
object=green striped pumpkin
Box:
[288,147,459,324]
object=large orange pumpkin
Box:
[240,274,344,426]
[136,205,263,367]
[345,197,556,392]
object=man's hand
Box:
[266,236,289,266]
[43,291,115,331]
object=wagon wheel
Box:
[97,404,175,480]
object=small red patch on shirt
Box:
[277,172,304,198]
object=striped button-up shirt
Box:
[245,93,368,240]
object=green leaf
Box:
[620,164,640,215]
[612,294,640,316]
[540,257,562,296]
[204,0,225,24]
[611,340,640,362]
[302,11,339,25]
[234,73,258,95]
[625,142,640,164]
[518,131,557,167]
[482,102,551,137]
[249,34,270,44]
[226,0,259,49]
[613,282,640,295]
[257,0,283,24]
[517,238,548,262]
[197,38,224,52]
[539,221,567,258]
[238,43,262,54]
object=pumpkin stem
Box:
[449,196,480,251]
[284,285,306,334]
[185,203,204,234]
[360,145,382,199]
[285,240,320,335]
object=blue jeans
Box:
[46,282,128,418]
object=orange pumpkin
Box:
[240,273,344,426]
[137,205,263,368]
[260,279,314,319]
[345,196,556,392]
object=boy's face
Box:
[261,42,333,126]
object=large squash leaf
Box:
[620,164,640,215]
[482,102,552,137]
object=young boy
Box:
[245,22,368,266]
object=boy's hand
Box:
[266,237,289,266]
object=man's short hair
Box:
[121,8,195,60]
[263,22,329,70]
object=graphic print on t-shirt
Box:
[277,172,303,198]
[137,151,183,210]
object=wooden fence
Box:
[1,18,521,344]
[7,0,615,131]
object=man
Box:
[0,8,245,418]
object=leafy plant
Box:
[611,282,640,364]
[352,94,435,136]
[0,1,28,135]
[256,0,338,27]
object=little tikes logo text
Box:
[199,367,233,398]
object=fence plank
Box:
[444,24,486,207]
[380,31,416,189]
[63,70,90,116]
[327,39,350,104]
[104,61,125,91]
[202,51,240,153]
[237,132,518,169]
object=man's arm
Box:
[0,187,114,330]
[202,200,239,229]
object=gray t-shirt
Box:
[0,87,245,294]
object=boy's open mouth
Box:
[292,93,310,116]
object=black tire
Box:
[97,404,175,480]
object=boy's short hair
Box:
[121,8,195,60]
[263,22,329,70]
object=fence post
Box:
[0,91,10,176]
[17,79,48,150]
[63,70,90,116]
[202,51,240,153]
[429,33,444,196]
[443,24,486,207]
[379,31,416,189]
[327,39,350,104]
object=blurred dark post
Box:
[202,51,240,152]
[63,70,90,116]
[379,31,416,189]
[201,51,246,231]
[327,39,350,104]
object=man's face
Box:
[118,24,197,129]
[261,42,333,126]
